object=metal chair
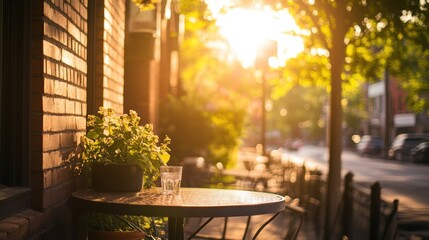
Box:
[382,199,399,240]
[186,197,306,240]
[251,197,306,240]
[187,215,258,240]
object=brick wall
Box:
[30,0,88,211]
[0,0,127,238]
[94,0,126,113]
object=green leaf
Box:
[159,152,170,164]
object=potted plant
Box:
[79,107,171,191]
[77,107,170,238]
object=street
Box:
[282,144,429,221]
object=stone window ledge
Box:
[0,187,31,219]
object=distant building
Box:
[365,77,429,148]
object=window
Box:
[0,0,30,187]
[0,0,31,218]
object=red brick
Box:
[0,221,24,240]
[42,96,55,113]
[44,169,53,189]
[44,41,61,62]
[44,77,56,94]
[54,80,68,97]
[75,87,87,101]
[81,102,87,116]
[15,210,43,236]
[48,115,67,132]
[75,101,82,115]
[65,99,75,114]
[60,132,75,148]
[0,223,19,234]
[75,116,86,130]
[61,48,75,67]
[68,22,81,41]
[3,217,29,236]
[53,98,66,113]
[79,3,88,21]
[44,2,68,27]
[53,166,72,187]
[42,151,65,170]
[66,116,76,130]
[42,133,61,152]
[76,55,87,73]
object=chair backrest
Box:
[283,204,306,240]
[382,199,399,240]
[250,197,306,240]
[189,208,306,240]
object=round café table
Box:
[72,187,285,240]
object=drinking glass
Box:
[160,166,182,195]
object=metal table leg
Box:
[169,217,184,240]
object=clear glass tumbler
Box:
[160,166,182,195]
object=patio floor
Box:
[184,212,318,240]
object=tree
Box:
[263,1,429,238]
[388,23,429,112]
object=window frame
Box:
[0,0,32,218]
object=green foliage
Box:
[131,0,158,11]
[388,24,429,113]
[159,96,213,164]
[87,212,168,238]
[80,107,171,188]
[207,107,246,168]
[269,85,327,141]
[159,95,246,168]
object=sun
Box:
[213,6,304,68]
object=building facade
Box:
[366,77,429,148]
[0,0,179,238]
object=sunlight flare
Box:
[212,6,304,68]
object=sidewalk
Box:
[184,212,318,239]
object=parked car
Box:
[410,139,429,163]
[388,134,429,161]
[356,135,383,156]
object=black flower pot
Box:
[91,163,143,192]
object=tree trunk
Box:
[324,33,346,240]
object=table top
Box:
[72,187,285,218]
